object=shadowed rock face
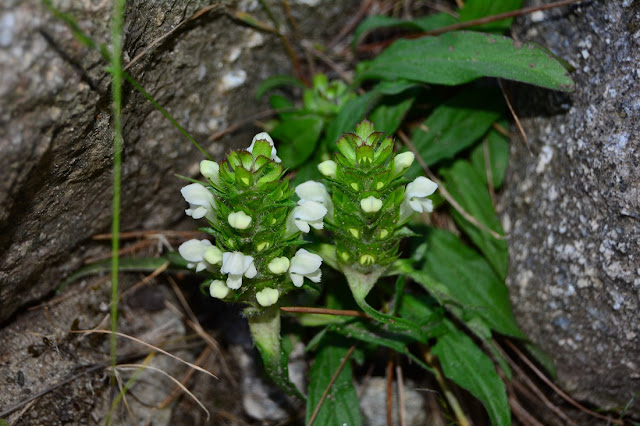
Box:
[504,0,640,414]
[0,0,356,323]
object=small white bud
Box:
[203,246,223,265]
[317,160,337,178]
[209,280,229,299]
[200,160,220,184]
[228,211,252,229]
[393,152,415,174]
[268,257,290,274]
[360,196,382,213]
[256,288,279,307]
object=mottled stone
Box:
[503,0,640,414]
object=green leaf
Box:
[269,94,296,120]
[256,74,305,100]
[306,338,362,426]
[352,13,458,48]
[329,320,434,372]
[271,115,324,168]
[433,322,511,426]
[459,0,523,32]
[323,91,382,149]
[440,159,508,278]
[407,88,502,173]
[411,228,524,338]
[470,125,510,189]
[357,31,574,92]
[369,94,415,134]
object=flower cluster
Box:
[178,133,323,310]
[318,120,437,272]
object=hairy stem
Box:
[246,306,305,399]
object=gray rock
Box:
[503,0,640,414]
[0,0,356,323]
[359,377,427,426]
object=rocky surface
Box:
[503,0,640,414]
[0,0,356,324]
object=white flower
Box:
[317,160,337,178]
[247,132,281,163]
[290,200,327,233]
[295,180,331,206]
[401,177,438,219]
[179,239,213,272]
[221,251,257,290]
[268,257,290,274]
[360,196,382,213]
[294,180,333,225]
[228,211,252,229]
[181,183,216,221]
[289,248,322,287]
[200,160,220,184]
[256,288,279,307]
[203,245,223,265]
[209,280,229,299]
[393,151,415,175]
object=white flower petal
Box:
[403,176,438,216]
[291,201,327,233]
[406,176,438,198]
[222,252,252,275]
[226,274,243,290]
[181,183,216,220]
[256,288,279,307]
[290,249,323,274]
[294,219,311,233]
[209,280,229,299]
[178,239,212,262]
[305,268,322,283]
[290,273,304,287]
[245,262,257,279]
[295,181,330,205]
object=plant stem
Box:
[424,350,470,426]
[110,0,127,380]
[246,306,304,399]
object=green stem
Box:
[246,306,305,399]
[343,266,437,343]
[110,0,127,380]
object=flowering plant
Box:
[178,132,326,395]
